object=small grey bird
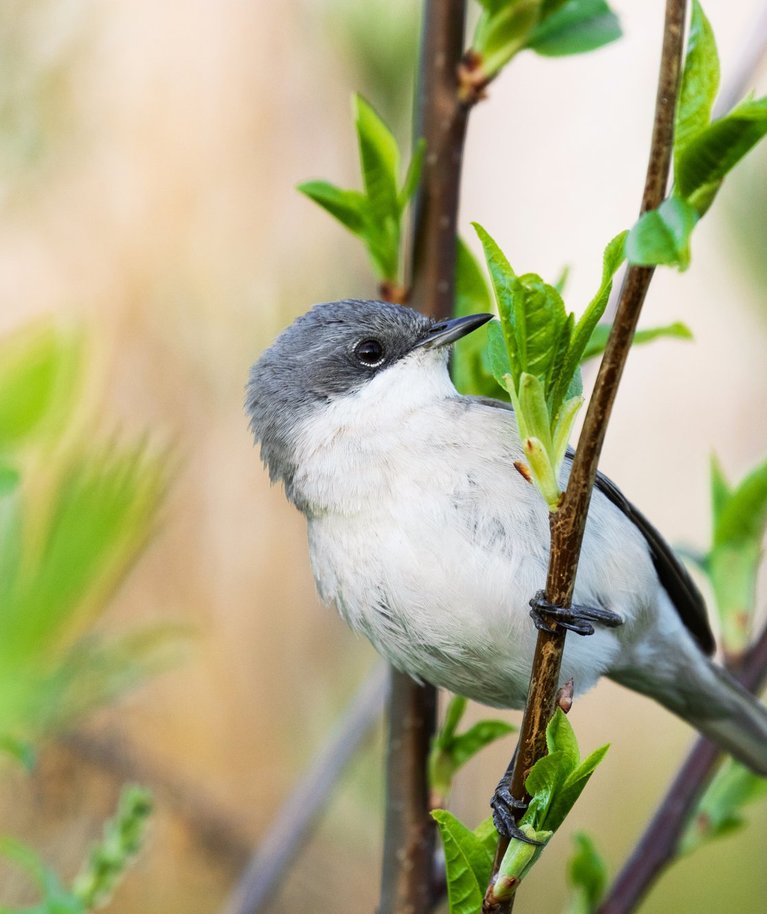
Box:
[246,298,767,777]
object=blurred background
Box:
[1,0,766,911]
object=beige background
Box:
[1,1,766,911]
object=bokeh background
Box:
[1,0,767,911]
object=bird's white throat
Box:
[290,349,457,514]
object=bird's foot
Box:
[490,785,544,845]
[529,591,623,637]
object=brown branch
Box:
[484,1,688,909]
[597,619,767,914]
[380,4,471,912]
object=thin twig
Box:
[597,619,767,914]
[484,2,688,910]
[380,3,470,912]
[221,664,389,914]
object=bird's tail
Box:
[613,652,767,776]
[682,661,767,776]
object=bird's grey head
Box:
[245,298,491,493]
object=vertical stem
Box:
[485,0,688,908]
[379,2,469,912]
[409,0,469,320]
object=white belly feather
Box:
[291,355,660,709]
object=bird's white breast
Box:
[290,352,656,708]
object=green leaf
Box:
[518,374,552,451]
[451,719,517,769]
[474,223,524,384]
[0,734,36,770]
[456,239,493,318]
[523,711,609,832]
[551,395,583,472]
[431,809,495,914]
[486,319,513,388]
[353,93,400,219]
[493,823,551,901]
[0,444,168,739]
[436,695,468,746]
[398,138,426,211]
[296,181,367,233]
[545,743,609,832]
[429,695,515,802]
[0,838,85,914]
[676,96,767,215]
[581,320,693,363]
[552,230,626,412]
[525,437,562,509]
[565,832,608,914]
[527,0,622,58]
[713,455,767,547]
[680,759,767,855]
[674,0,720,159]
[453,240,507,399]
[0,322,84,454]
[517,275,568,389]
[710,454,730,523]
[554,264,570,295]
[625,197,699,269]
[474,0,542,78]
[707,454,767,652]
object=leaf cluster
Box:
[429,695,515,806]
[298,94,423,287]
[627,1,767,269]
[433,710,608,910]
[0,319,176,758]
[470,0,621,84]
[452,242,692,402]
[473,224,625,508]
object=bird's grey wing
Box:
[468,396,715,655]
[590,468,714,655]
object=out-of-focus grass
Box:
[0,318,175,754]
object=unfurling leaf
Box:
[453,239,508,399]
[432,810,498,914]
[298,94,425,284]
[705,453,767,654]
[527,0,622,58]
[680,759,767,855]
[676,96,767,215]
[565,832,608,914]
[429,694,515,804]
[625,197,699,269]
[581,321,693,363]
[674,0,720,157]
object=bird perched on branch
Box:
[246,298,767,782]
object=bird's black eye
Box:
[354,338,386,368]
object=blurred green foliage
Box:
[0,784,153,914]
[0,317,172,908]
[316,0,420,142]
[0,319,174,752]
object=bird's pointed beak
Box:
[413,313,494,350]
